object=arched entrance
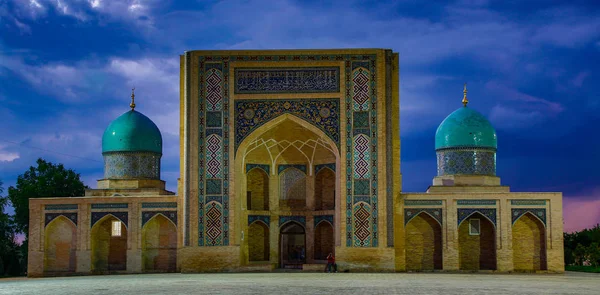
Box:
[142,214,177,272]
[236,114,340,267]
[280,221,306,269]
[405,213,442,271]
[512,212,547,271]
[458,212,496,270]
[314,221,334,260]
[248,221,270,262]
[91,215,128,272]
[315,168,335,210]
[44,216,77,273]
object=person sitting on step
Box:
[325,253,337,273]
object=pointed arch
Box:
[248,220,270,262]
[315,167,335,210]
[314,220,334,260]
[457,209,496,229]
[142,214,177,272]
[404,212,443,271]
[44,215,77,273]
[512,212,547,271]
[91,212,128,229]
[279,167,307,210]
[247,167,269,211]
[91,214,128,272]
[458,212,496,271]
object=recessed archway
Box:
[44,216,77,273]
[458,212,496,271]
[314,221,334,260]
[405,213,442,271]
[247,167,269,211]
[91,215,128,272]
[279,167,307,209]
[142,214,177,272]
[315,168,335,210]
[248,221,270,262]
[280,221,306,269]
[512,212,547,271]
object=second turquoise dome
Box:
[435,106,497,150]
[102,110,162,154]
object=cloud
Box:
[485,81,564,114]
[489,105,545,130]
[0,144,20,162]
[571,71,590,88]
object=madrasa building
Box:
[27,49,564,276]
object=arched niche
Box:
[315,167,335,210]
[512,212,547,271]
[280,221,306,268]
[142,214,177,272]
[248,221,270,262]
[44,215,77,273]
[279,167,307,210]
[404,212,442,271]
[458,212,496,270]
[91,214,128,272]
[314,221,334,260]
[247,167,269,211]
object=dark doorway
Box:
[279,222,306,269]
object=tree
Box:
[0,180,22,276]
[8,158,88,236]
[588,242,600,267]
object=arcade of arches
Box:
[27,49,564,277]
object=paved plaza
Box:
[1,272,599,295]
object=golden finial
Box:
[130,87,136,110]
[462,83,468,107]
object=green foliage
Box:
[565,265,600,273]
[0,179,23,276]
[8,158,88,235]
[564,224,600,268]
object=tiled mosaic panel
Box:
[314,215,334,227]
[512,208,546,226]
[234,99,340,150]
[45,204,78,210]
[278,164,307,175]
[457,200,497,206]
[315,163,335,174]
[279,216,306,227]
[234,67,340,94]
[511,200,547,206]
[104,152,161,179]
[436,148,496,176]
[248,215,270,227]
[280,168,306,201]
[142,211,177,226]
[91,203,128,209]
[404,200,443,206]
[45,213,77,227]
[404,208,442,226]
[91,212,128,228]
[346,58,378,247]
[141,202,177,209]
[457,208,496,227]
[246,164,270,174]
[198,60,229,246]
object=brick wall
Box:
[247,169,269,210]
[248,222,270,262]
[314,222,334,260]
[458,215,496,270]
[512,213,547,271]
[315,169,335,210]
[405,214,442,270]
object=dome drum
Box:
[103,151,161,180]
[436,148,496,176]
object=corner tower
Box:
[432,85,501,188]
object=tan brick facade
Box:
[28,49,564,276]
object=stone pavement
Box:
[1,272,599,295]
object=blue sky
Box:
[0,0,599,232]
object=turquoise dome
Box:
[102,110,162,154]
[435,106,497,150]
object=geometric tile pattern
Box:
[198,60,229,246]
[512,208,546,226]
[248,215,270,227]
[234,67,340,94]
[346,58,378,247]
[511,200,547,206]
[141,211,177,226]
[457,200,497,206]
[457,208,496,227]
[141,202,178,209]
[436,148,496,176]
[45,204,78,211]
[91,203,128,209]
[246,164,270,175]
[45,213,77,227]
[91,212,128,228]
[404,208,442,226]
[279,216,306,228]
[404,200,443,206]
[104,151,161,180]
[314,215,334,227]
[234,98,340,150]
[315,163,335,174]
[278,164,307,175]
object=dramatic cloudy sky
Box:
[0,0,599,232]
